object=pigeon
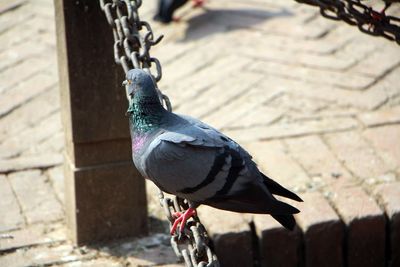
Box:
[154,0,204,23]
[125,69,302,234]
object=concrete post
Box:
[54,0,148,245]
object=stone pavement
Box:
[0,0,399,266]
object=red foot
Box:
[371,10,385,21]
[170,208,196,235]
[192,0,205,8]
[370,4,391,22]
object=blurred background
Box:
[0,0,399,266]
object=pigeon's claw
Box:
[172,211,182,218]
[170,208,196,235]
[192,0,205,8]
[370,3,391,22]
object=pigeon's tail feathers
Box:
[272,214,297,230]
[269,198,300,215]
[204,182,300,215]
[262,173,303,202]
[205,197,299,215]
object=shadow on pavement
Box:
[180,7,293,42]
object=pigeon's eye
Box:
[127,80,132,85]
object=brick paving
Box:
[0,0,399,266]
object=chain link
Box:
[296,0,400,44]
[99,1,219,266]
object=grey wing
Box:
[179,114,253,158]
[140,117,254,199]
[141,129,230,201]
[143,118,299,215]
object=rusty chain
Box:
[99,1,219,266]
[295,0,400,44]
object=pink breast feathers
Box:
[132,135,146,152]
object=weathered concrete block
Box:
[67,138,133,168]
[253,215,301,267]
[55,0,148,245]
[295,192,344,267]
[374,182,400,267]
[198,206,253,267]
[331,187,385,267]
[65,161,148,245]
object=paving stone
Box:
[178,12,229,41]
[324,131,393,182]
[374,182,400,267]
[0,223,65,252]
[334,29,377,53]
[0,73,56,117]
[288,106,360,122]
[286,77,388,111]
[0,244,95,267]
[363,125,400,173]
[0,153,63,173]
[197,206,254,267]
[253,215,301,267]
[294,192,344,267]
[0,113,62,158]
[33,29,57,48]
[0,57,51,94]
[160,41,225,86]
[157,264,185,267]
[29,1,54,19]
[0,175,24,232]
[162,55,252,108]
[23,130,64,156]
[0,88,60,141]
[247,60,376,90]
[226,105,284,130]
[126,245,181,266]
[359,106,400,127]
[269,93,328,114]
[61,258,124,267]
[349,85,390,110]
[250,10,335,39]
[27,15,55,33]
[242,45,355,71]
[0,22,39,53]
[0,0,27,15]
[224,117,358,142]
[225,26,350,55]
[0,41,46,71]
[0,3,34,35]
[153,40,197,67]
[176,72,263,118]
[351,42,400,77]
[378,66,400,100]
[244,140,310,192]
[203,82,283,129]
[47,166,65,205]
[8,170,63,224]
[330,187,385,267]
[187,1,300,38]
[285,135,356,192]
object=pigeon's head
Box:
[124,69,159,101]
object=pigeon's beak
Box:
[122,79,133,86]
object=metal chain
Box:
[99,1,219,266]
[295,0,400,44]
